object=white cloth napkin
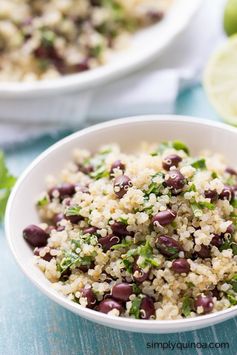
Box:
[0,0,225,149]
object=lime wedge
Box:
[224,0,237,36]
[203,35,237,125]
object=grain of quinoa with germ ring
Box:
[23,141,237,319]
[0,0,172,81]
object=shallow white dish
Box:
[5,115,237,333]
[0,0,202,98]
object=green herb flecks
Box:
[190,200,215,217]
[117,216,128,225]
[0,151,16,221]
[124,240,159,269]
[211,172,218,179]
[191,158,206,170]
[65,205,81,216]
[182,295,194,317]
[58,250,95,274]
[129,297,142,319]
[90,165,109,180]
[111,239,133,250]
[151,140,189,156]
[172,140,190,155]
[41,29,55,47]
[37,195,49,207]
[229,274,237,292]
[227,292,237,305]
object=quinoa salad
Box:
[0,0,172,82]
[23,141,237,320]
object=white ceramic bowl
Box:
[5,115,237,333]
[0,0,202,98]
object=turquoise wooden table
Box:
[1,84,237,355]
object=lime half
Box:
[224,0,237,36]
[203,35,237,125]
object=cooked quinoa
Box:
[0,0,172,82]
[23,141,237,320]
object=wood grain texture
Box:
[1,86,236,355]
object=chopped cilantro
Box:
[227,292,237,305]
[182,295,193,317]
[117,216,128,225]
[231,199,237,208]
[132,283,141,294]
[129,297,142,319]
[187,184,196,192]
[172,140,189,155]
[111,239,133,250]
[65,205,81,216]
[211,172,218,179]
[0,151,16,220]
[151,140,189,156]
[122,258,133,273]
[191,158,206,170]
[90,166,109,180]
[229,274,237,292]
[41,30,55,47]
[190,203,203,218]
[37,195,49,207]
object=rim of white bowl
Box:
[5,115,237,330]
[0,0,202,98]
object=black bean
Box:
[53,213,64,225]
[152,209,177,227]
[132,264,150,283]
[219,186,234,201]
[204,189,218,202]
[164,170,185,193]
[156,235,182,257]
[171,258,190,274]
[110,221,132,237]
[74,59,90,73]
[211,287,221,300]
[23,225,49,247]
[98,298,123,314]
[113,175,133,198]
[226,223,235,234]
[82,287,96,308]
[210,234,223,248]
[195,295,214,314]
[99,234,120,251]
[34,247,53,262]
[112,283,133,301]
[77,164,94,175]
[226,167,237,176]
[196,244,211,258]
[49,183,75,200]
[64,214,83,224]
[147,10,164,22]
[78,262,94,272]
[110,160,126,176]
[63,198,72,206]
[83,226,98,235]
[162,154,182,171]
[140,296,155,319]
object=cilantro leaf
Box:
[0,151,16,221]
[129,297,142,319]
[182,295,193,317]
[191,158,206,170]
[172,140,189,155]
